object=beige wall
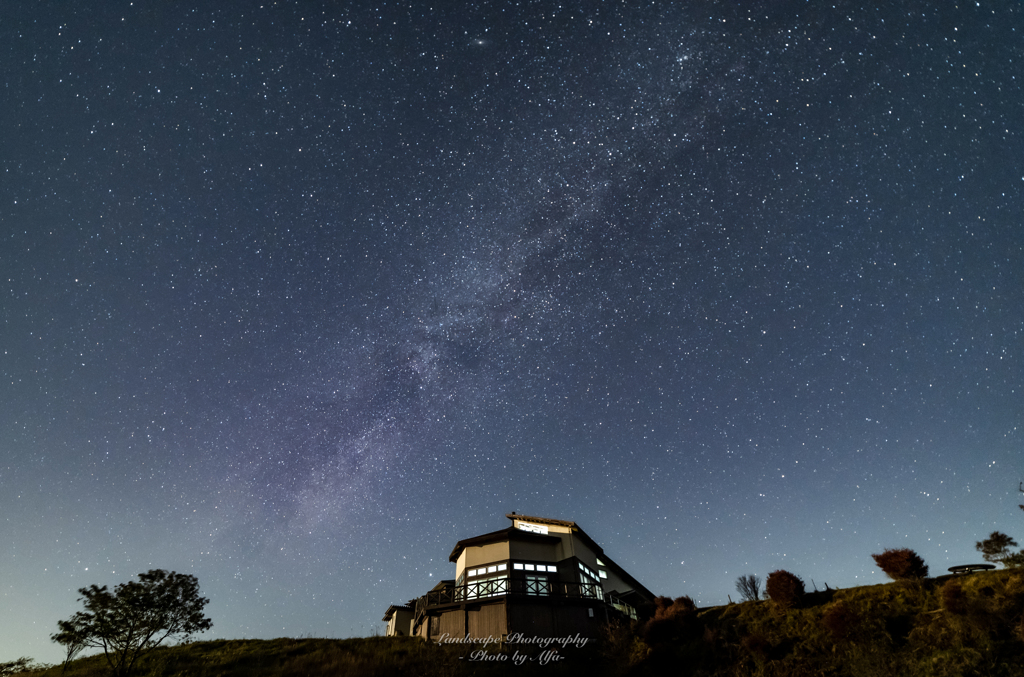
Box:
[385,608,414,637]
[456,541,511,578]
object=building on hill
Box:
[383,513,654,640]
[382,603,414,637]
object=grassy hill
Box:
[620,568,1024,677]
[12,569,1024,677]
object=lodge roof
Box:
[446,514,655,602]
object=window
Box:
[578,563,604,601]
[599,570,608,579]
[468,562,508,577]
[512,561,557,573]
[466,575,509,600]
[525,574,550,596]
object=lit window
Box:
[513,563,524,570]
[547,565,558,572]
[525,575,550,596]
[498,563,507,571]
[525,564,535,571]
[599,570,607,579]
[596,558,605,566]
[487,565,497,573]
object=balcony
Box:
[414,577,635,620]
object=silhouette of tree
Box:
[52,569,212,677]
[0,658,41,676]
[872,548,929,580]
[976,531,1019,565]
[735,574,761,602]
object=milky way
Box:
[2,1,1022,663]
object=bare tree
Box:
[735,574,761,602]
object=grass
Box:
[17,635,606,677]
[13,571,1024,677]
[626,569,1024,677]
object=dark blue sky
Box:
[2,0,1023,664]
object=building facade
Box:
[384,514,654,641]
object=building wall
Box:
[469,602,507,639]
[507,601,604,639]
[385,608,413,637]
[509,538,560,562]
[510,518,573,535]
[439,609,465,639]
[456,541,512,578]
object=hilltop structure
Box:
[384,513,654,640]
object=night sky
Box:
[3,0,1023,664]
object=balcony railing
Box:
[415,577,635,616]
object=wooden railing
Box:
[415,577,636,620]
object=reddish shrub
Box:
[872,548,929,580]
[741,633,770,659]
[650,595,696,621]
[941,579,968,615]
[821,602,860,641]
[765,570,805,609]
[642,596,698,646]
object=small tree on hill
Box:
[735,574,761,602]
[976,531,1019,566]
[977,531,1024,568]
[872,548,929,580]
[0,658,42,676]
[52,569,212,677]
[765,570,804,609]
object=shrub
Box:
[765,570,805,609]
[642,596,698,646]
[941,579,968,615]
[650,594,697,622]
[741,633,770,659]
[821,602,860,641]
[872,548,929,580]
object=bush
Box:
[941,579,969,615]
[872,548,929,580]
[821,602,860,641]
[641,596,699,646]
[765,570,805,609]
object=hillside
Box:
[12,569,1024,677]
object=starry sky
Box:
[3,0,1023,664]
